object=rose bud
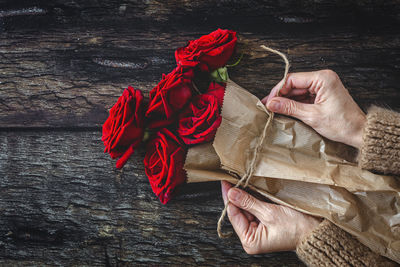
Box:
[102,86,145,169]
[177,94,222,145]
[175,29,237,71]
[146,66,194,129]
[144,129,187,204]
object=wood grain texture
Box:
[1,0,400,265]
[0,0,399,128]
[0,131,304,266]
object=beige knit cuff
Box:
[296,220,396,267]
[359,106,400,175]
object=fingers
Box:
[221,181,255,221]
[227,200,252,237]
[285,88,310,98]
[221,181,254,235]
[261,78,286,104]
[227,188,266,220]
[282,72,317,93]
[291,94,316,104]
[266,96,315,123]
[261,72,317,104]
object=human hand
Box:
[261,70,366,149]
[221,181,321,254]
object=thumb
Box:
[266,97,312,122]
[228,188,265,220]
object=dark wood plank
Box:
[0,130,304,266]
[1,1,399,265]
[1,29,399,128]
[0,0,399,128]
[1,0,399,31]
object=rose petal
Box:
[102,87,145,168]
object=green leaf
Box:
[210,67,229,83]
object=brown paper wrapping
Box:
[184,80,400,263]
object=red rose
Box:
[206,81,226,108]
[144,129,187,204]
[146,66,194,128]
[102,86,145,169]
[177,94,222,145]
[175,29,237,71]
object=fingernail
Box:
[267,99,280,111]
[228,188,241,202]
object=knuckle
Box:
[283,100,297,116]
[319,69,340,84]
[243,245,257,255]
[320,69,337,78]
[242,234,258,255]
[241,194,255,210]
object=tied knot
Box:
[217,45,290,238]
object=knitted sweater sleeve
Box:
[296,220,397,266]
[359,106,400,175]
[296,106,400,266]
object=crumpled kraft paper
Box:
[184,80,400,263]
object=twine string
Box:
[217,45,290,238]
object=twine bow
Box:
[217,45,290,238]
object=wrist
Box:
[349,114,367,149]
[295,216,322,248]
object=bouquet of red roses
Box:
[102,29,400,262]
[102,29,237,204]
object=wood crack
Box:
[0,7,47,18]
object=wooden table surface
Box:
[1,1,399,266]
